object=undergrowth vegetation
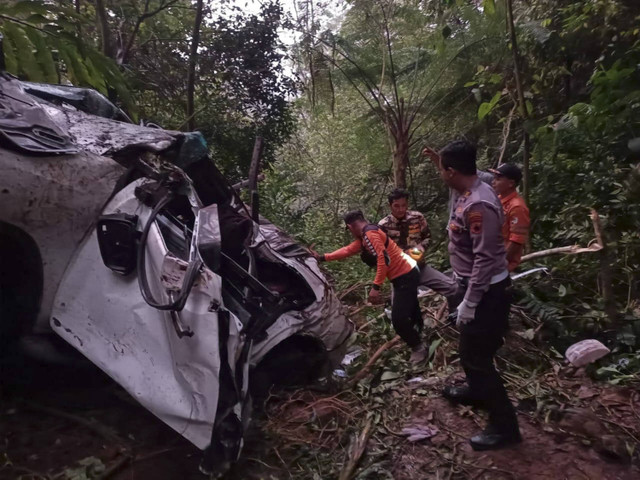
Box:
[262,0,640,386]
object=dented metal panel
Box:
[0,147,125,332]
[51,180,243,449]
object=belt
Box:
[490,269,509,284]
[454,269,509,285]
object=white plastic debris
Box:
[333,369,347,378]
[401,423,439,442]
[565,339,610,367]
[341,347,363,366]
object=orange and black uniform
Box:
[322,228,423,347]
[499,191,530,271]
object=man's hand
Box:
[308,243,323,261]
[421,146,440,164]
[368,288,382,305]
[456,299,478,327]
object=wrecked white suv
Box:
[0,72,353,474]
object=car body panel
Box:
[0,74,353,463]
[0,147,125,332]
[51,180,245,449]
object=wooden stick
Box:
[521,209,605,263]
[347,336,401,386]
[24,401,125,445]
[338,418,374,480]
[520,244,602,262]
[339,282,365,300]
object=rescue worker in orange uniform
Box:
[489,164,530,272]
[310,210,429,363]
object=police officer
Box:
[310,210,429,363]
[433,140,521,450]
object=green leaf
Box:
[489,90,502,107]
[57,40,90,85]
[558,284,567,297]
[464,81,478,87]
[489,73,503,84]
[483,0,496,16]
[428,338,442,360]
[2,29,19,75]
[3,22,42,81]
[526,100,534,115]
[380,371,402,382]
[25,28,58,83]
[478,102,492,120]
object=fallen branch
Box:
[347,335,401,386]
[338,418,374,480]
[521,209,604,263]
[96,454,132,480]
[339,282,366,300]
[24,401,125,445]
[520,243,602,263]
[232,174,265,191]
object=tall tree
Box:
[186,0,204,131]
[299,0,504,188]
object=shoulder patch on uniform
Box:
[511,217,519,225]
[468,210,483,234]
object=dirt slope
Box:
[1,297,639,479]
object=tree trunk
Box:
[506,0,530,204]
[186,0,205,131]
[392,134,409,189]
[95,0,115,58]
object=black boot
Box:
[442,384,485,408]
[469,425,522,451]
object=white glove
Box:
[456,299,478,327]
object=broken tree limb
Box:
[24,401,125,445]
[338,417,374,480]
[347,335,401,386]
[521,208,604,263]
[232,174,265,191]
[520,243,602,262]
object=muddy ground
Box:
[2,299,640,480]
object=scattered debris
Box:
[342,347,364,366]
[566,339,611,366]
[400,423,439,442]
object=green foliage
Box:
[0,0,134,114]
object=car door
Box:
[50,178,244,451]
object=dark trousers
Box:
[459,278,519,433]
[391,267,422,348]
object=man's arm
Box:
[363,230,389,290]
[322,239,361,262]
[504,204,530,270]
[465,204,504,304]
[505,241,524,271]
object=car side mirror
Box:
[97,213,139,275]
[194,205,221,273]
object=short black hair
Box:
[343,210,366,225]
[439,140,477,176]
[388,188,409,204]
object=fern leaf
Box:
[3,22,42,81]
[25,28,57,83]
